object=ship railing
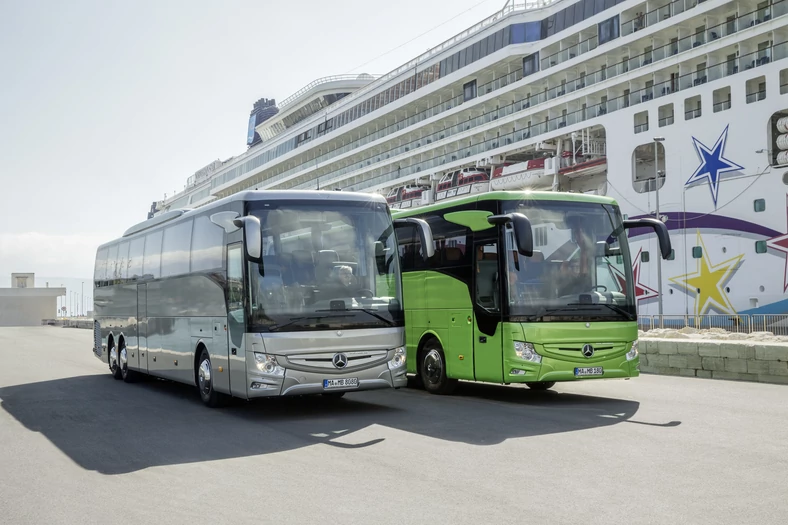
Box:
[640,315,788,336]
[277,75,380,112]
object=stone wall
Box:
[639,338,788,385]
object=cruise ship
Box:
[149,0,788,318]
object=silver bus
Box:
[92,190,433,407]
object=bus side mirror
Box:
[488,213,533,257]
[233,216,262,264]
[393,218,435,261]
[623,218,672,259]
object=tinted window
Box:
[425,214,470,268]
[523,52,540,77]
[585,0,595,18]
[480,36,488,56]
[472,41,481,62]
[502,25,510,47]
[117,242,130,279]
[143,230,163,279]
[128,237,145,279]
[396,224,421,272]
[595,0,605,13]
[191,215,224,272]
[604,0,616,9]
[94,248,108,281]
[545,15,555,37]
[598,15,620,45]
[106,244,119,281]
[486,34,496,55]
[555,8,565,32]
[525,21,541,42]
[161,219,193,277]
[511,23,527,44]
[494,29,504,51]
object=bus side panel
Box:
[425,273,474,380]
[146,275,228,386]
[402,271,424,374]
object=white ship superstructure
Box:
[151,0,788,318]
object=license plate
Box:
[575,367,603,377]
[323,377,359,389]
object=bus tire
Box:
[108,338,122,380]
[526,381,556,391]
[419,339,457,395]
[119,340,138,383]
[196,348,227,408]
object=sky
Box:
[0,0,506,287]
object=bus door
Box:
[472,239,504,383]
[226,243,247,397]
[136,283,147,372]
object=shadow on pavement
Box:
[0,372,675,475]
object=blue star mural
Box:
[685,125,744,207]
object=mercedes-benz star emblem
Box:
[581,344,595,358]
[332,353,348,369]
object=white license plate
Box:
[575,367,604,377]
[323,377,359,389]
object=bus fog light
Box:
[388,346,406,370]
[514,341,541,363]
[626,340,639,361]
[254,352,285,376]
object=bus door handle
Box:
[231,348,237,355]
[479,336,487,343]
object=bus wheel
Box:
[119,341,138,383]
[108,340,122,380]
[420,340,457,395]
[197,349,227,408]
[526,381,556,391]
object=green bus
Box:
[391,191,670,394]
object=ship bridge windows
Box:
[684,95,702,120]
[746,76,767,103]
[632,141,666,194]
[658,103,674,127]
[713,87,732,112]
[633,111,649,133]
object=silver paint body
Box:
[92,190,406,399]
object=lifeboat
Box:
[490,158,551,190]
[435,168,490,201]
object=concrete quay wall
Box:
[639,337,788,385]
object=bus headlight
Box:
[514,341,541,363]
[254,352,285,376]
[626,340,639,361]
[387,346,406,370]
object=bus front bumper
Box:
[506,354,640,383]
[247,361,408,398]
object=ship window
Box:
[632,141,666,194]
[525,21,541,42]
[746,76,766,104]
[713,86,731,113]
[523,52,540,77]
[755,241,767,254]
[594,0,605,13]
[463,80,477,102]
[472,41,480,63]
[684,95,701,120]
[511,23,527,44]
[658,103,674,127]
[480,36,488,56]
[754,199,766,212]
[692,246,703,259]
[494,29,504,51]
[641,251,650,263]
[781,68,788,94]
[555,9,565,33]
[598,15,619,45]
[634,111,649,133]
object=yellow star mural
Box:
[669,230,743,315]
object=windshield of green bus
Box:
[247,200,403,332]
[502,199,636,322]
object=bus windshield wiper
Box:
[269,314,352,332]
[315,307,395,326]
[565,302,635,321]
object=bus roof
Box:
[112,190,386,246]
[391,190,619,217]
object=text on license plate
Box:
[323,377,359,389]
[574,367,604,377]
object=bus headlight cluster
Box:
[514,341,541,363]
[254,352,285,376]
[388,346,407,370]
[626,340,639,361]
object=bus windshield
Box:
[247,200,403,332]
[502,199,636,322]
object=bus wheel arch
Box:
[108,334,121,380]
[417,334,457,395]
[194,344,227,408]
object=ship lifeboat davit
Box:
[490,159,551,190]
[559,156,608,178]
